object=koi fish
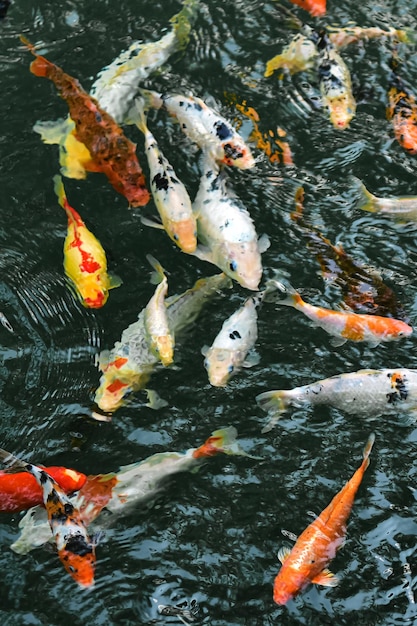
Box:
[353,176,417,221]
[144,254,174,367]
[291,186,409,321]
[0,466,87,513]
[94,272,232,414]
[203,295,262,387]
[273,434,374,605]
[191,153,269,291]
[288,0,326,17]
[316,32,356,129]
[0,448,96,587]
[54,175,121,308]
[140,88,255,169]
[20,36,149,207]
[12,427,254,554]
[266,279,412,347]
[127,98,197,253]
[256,368,417,432]
[387,54,417,154]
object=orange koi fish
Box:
[266,278,412,347]
[288,0,326,17]
[20,36,150,206]
[0,466,87,513]
[387,55,417,155]
[55,175,121,308]
[273,434,374,605]
[0,448,96,588]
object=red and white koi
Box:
[144,255,174,367]
[55,175,121,308]
[128,98,197,253]
[0,448,96,588]
[288,0,326,17]
[268,279,412,347]
[191,154,269,291]
[203,295,261,387]
[273,434,374,605]
[140,88,255,169]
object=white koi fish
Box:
[144,254,174,367]
[0,448,96,587]
[256,368,417,432]
[94,272,232,414]
[191,154,269,290]
[11,427,255,554]
[267,279,412,347]
[353,176,417,221]
[127,98,197,252]
[316,31,356,129]
[203,295,262,387]
[140,88,255,169]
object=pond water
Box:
[1,0,417,624]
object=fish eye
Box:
[173,233,179,241]
[229,260,237,272]
[228,365,234,373]
[68,565,77,573]
[398,331,404,336]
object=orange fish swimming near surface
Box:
[54,175,121,308]
[387,54,417,155]
[0,447,96,588]
[20,36,150,206]
[288,0,326,17]
[273,434,375,605]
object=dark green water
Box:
[1,0,417,624]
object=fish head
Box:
[221,139,255,169]
[273,571,303,605]
[394,118,417,154]
[95,365,150,412]
[387,320,413,341]
[82,285,109,309]
[167,217,198,253]
[220,242,263,290]
[58,539,96,588]
[327,94,356,130]
[72,273,109,309]
[204,347,237,387]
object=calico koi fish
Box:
[288,0,326,17]
[54,175,121,308]
[353,176,417,221]
[267,279,412,347]
[140,88,255,169]
[12,427,253,554]
[316,32,356,129]
[0,465,87,513]
[203,295,261,387]
[256,368,417,432]
[94,272,232,414]
[144,254,174,367]
[191,153,269,290]
[0,448,96,587]
[128,98,197,252]
[20,36,149,206]
[273,434,374,605]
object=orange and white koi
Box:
[273,434,374,604]
[20,36,149,207]
[257,368,417,431]
[387,56,417,155]
[353,176,417,221]
[288,0,326,17]
[127,98,197,252]
[0,448,96,588]
[267,279,412,347]
[144,254,174,367]
[191,153,269,291]
[55,175,121,308]
[140,88,255,169]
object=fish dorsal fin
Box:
[311,569,339,587]
[277,546,292,564]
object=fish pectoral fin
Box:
[329,335,347,347]
[201,345,210,357]
[312,569,339,587]
[242,352,260,368]
[141,215,166,230]
[191,245,214,264]
[108,274,123,290]
[258,233,271,254]
[277,546,292,564]
[367,340,380,349]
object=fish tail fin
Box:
[170,0,200,51]
[146,254,167,285]
[256,390,290,432]
[264,53,286,79]
[126,97,149,133]
[351,176,377,212]
[20,36,52,77]
[138,88,164,111]
[262,278,301,308]
[362,433,375,471]
[192,426,260,459]
[53,174,67,210]
[0,448,30,472]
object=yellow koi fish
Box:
[54,175,121,308]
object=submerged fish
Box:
[0,448,96,587]
[191,154,269,291]
[273,434,374,605]
[267,279,412,347]
[353,176,417,221]
[288,0,326,17]
[387,55,417,155]
[20,36,149,206]
[144,254,174,367]
[55,175,121,308]
[316,32,356,129]
[0,466,86,513]
[94,272,232,413]
[203,295,262,387]
[128,98,197,253]
[256,368,417,431]
[12,427,252,554]
[140,88,255,169]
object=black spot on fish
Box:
[223,143,244,161]
[214,121,232,141]
[193,102,203,111]
[65,534,93,557]
[153,173,169,191]
[39,470,50,485]
[229,330,241,340]
[179,101,185,107]
[64,502,74,515]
